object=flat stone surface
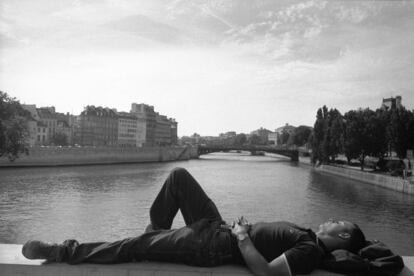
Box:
[0,244,413,276]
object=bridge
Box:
[197,145,299,161]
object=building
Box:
[22,104,61,146]
[170,118,178,145]
[131,103,156,147]
[36,122,48,145]
[274,123,296,145]
[117,112,139,147]
[77,106,118,146]
[219,131,237,139]
[21,104,39,146]
[54,112,75,145]
[37,107,58,145]
[268,132,278,145]
[154,113,172,146]
[382,96,402,110]
[250,127,272,144]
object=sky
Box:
[1,0,414,136]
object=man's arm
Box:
[238,237,291,276]
[231,217,291,276]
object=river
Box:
[0,152,413,255]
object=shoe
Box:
[22,240,62,261]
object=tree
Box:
[247,134,261,145]
[280,130,290,145]
[0,91,31,161]
[234,133,247,146]
[291,125,312,147]
[387,107,413,158]
[326,108,344,162]
[311,106,328,164]
[51,132,68,146]
[344,108,387,170]
[311,106,344,164]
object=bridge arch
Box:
[197,145,299,161]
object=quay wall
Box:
[314,164,414,195]
[1,244,414,276]
[0,146,199,167]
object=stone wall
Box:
[316,165,414,195]
[0,146,199,167]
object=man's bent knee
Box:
[170,167,189,176]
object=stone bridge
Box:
[197,145,299,161]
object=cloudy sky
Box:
[1,0,413,136]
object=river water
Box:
[0,153,413,255]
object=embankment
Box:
[0,146,199,167]
[313,164,414,195]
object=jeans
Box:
[58,168,240,266]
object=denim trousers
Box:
[58,168,241,266]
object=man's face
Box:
[319,218,354,237]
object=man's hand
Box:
[231,216,252,237]
[231,216,291,276]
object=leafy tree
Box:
[344,108,387,170]
[311,106,328,164]
[312,106,344,164]
[234,133,247,146]
[279,130,290,145]
[51,132,68,146]
[407,110,414,154]
[291,125,312,147]
[387,107,413,158]
[326,108,344,162]
[0,91,31,161]
[247,134,262,145]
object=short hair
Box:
[348,223,366,253]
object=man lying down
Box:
[24,168,401,276]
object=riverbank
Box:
[0,146,199,167]
[298,157,414,195]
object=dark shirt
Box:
[249,221,324,275]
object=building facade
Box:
[268,132,278,145]
[250,127,272,144]
[21,104,39,146]
[117,112,139,147]
[382,96,402,110]
[131,103,156,147]
[170,119,178,145]
[78,106,118,146]
[274,123,296,145]
[155,113,172,146]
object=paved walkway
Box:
[0,244,413,276]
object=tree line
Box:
[0,91,31,161]
[310,105,414,170]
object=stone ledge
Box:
[0,244,413,276]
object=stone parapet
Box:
[0,146,199,167]
[0,244,413,276]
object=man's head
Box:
[316,218,366,253]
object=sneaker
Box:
[22,240,62,261]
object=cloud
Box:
[1,0,414,135]
[105,14,184,44]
